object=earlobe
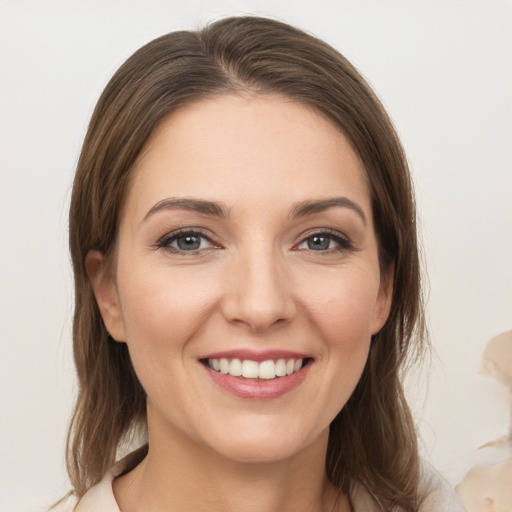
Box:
[371,263,394,334]
[85,250,126,342]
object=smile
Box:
[200,351,313,400]
[207,358,304,380]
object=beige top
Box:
[70,450,465,512]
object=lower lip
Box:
[203,363,311,400]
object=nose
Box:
[221,246,297,333]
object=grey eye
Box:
[157,230,217,254]
[174,234,203,251]
[307,235,331,251]
[297,231,351,253]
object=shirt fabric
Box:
[71,450,466,512]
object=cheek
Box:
[301,268,381,345]
[119,265,219,343]
[115,267,223,419]
[297,268,379,407]
[115,264,222,398]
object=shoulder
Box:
[73,475,119,512]
[74,445,147,512]
[350,461,466,512]
[49,495,78,512]
[418,462,466,512]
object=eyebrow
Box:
[143,198,228,221]
[143,196,366,225]
[290,197,367,225]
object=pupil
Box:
[178,235,200,250]
[308,236,329,250]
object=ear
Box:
[85,250,126,342]
[371,263,394,335]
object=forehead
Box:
[125,93,370,218]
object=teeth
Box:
[258,360,275,380]
[219,358,229,374]
[275,359,287,377]
[242,360,259,378]
[229,358,242,376]
[208,357,304,379]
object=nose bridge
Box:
[223,242,296,332]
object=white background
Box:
[0,1,511,510]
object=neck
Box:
[113,417,350,512]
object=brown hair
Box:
[67,16,426,510]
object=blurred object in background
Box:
[456,330,512,511]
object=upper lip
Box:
[199,349,311,362]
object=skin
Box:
[87,94,393,512]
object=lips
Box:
[200,350,312,399]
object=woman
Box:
[65,16,464,511]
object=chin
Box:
[200,422,326,465]
[212,440,306,464]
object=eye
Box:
[296,231,352,252]
[156,230,216,253]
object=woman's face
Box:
[90,94,392,463]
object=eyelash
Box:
[155,228,354,255]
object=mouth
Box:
[202,357,310,380]
[199,352,313,399]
